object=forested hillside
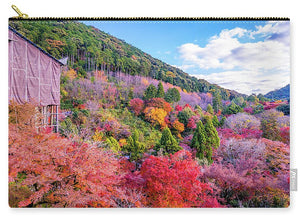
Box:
[9,20,242,99]
[265,84,290,100]
[8,20,290,208]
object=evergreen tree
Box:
[223,102,243,115]
[123,130,145,161]
[154,127,182,155]
[212,115,220,127]
[164,88,181,103]
[144,84,157,100]
[204,118,220,162]
[195,105,202,112]
[206,104,214,114]
[190,121,206,159]
[191,118,220,164]
[156,81,165,98]
[219,116,226,127]
[212,90,222,113]
[195,105,203,117]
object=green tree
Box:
[219,116,226,127]
[156,81,165,98]
[164,88,181,103]
[190,121,207,160]
[105,137,121,153]
[178,107,195,126]
[253,104,264,114]
[247,94,259,104]
[206,104,214,115]
[223,102,243,115]
[212,115,220,127]
[154,127,182,155]
[204,118,220,164]
[276,104,290,115]
[257,93,269,103]
[212,90,222,113]
[143,84,157,100]
[190,118,220,164]
[123,130,145,162]
[232,96,245,106]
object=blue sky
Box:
[82,20,290,95]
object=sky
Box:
[82,20,290,95]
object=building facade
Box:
[8,27,64,131]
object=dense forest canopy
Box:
[9,20,244,100]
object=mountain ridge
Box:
[264,84,290,100]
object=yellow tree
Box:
[144,107,167,128]
[63,68,77,80]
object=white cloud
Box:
[192,70,289,95]
[251,21,290,45]
[178,27,244,70]
[177,22,290,94]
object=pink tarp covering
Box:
[8,29,61,106]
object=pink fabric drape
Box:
[8,29,61,106]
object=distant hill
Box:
[264,84,290,100]
[9,20,244,100]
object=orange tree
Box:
[145,98,172,114]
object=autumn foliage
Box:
[8,20,291,208]
[9,125,144,207]
[144,107,168,128]
[145,98,172,114]
[129,98,144,116]
[203,137,289,207]
[9,104,143,207]
[140,150,220,207]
